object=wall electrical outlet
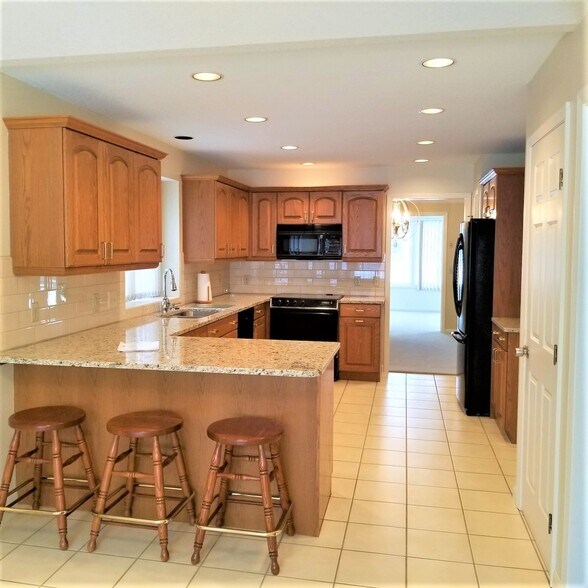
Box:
[93,292,109,313]
[353,276,361,286]
[31,301,40,323]
[244,275,250,285]
[373,275,380,287]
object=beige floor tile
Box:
[407,392,439,402]
[341,395,372,406]
[487,432,512,446]
[450,442,496,458]
[446,431,491,445]
[407,557,478,587]
[506,475,517,492]
[476,564,549,587]
[408,467,457,488]
[282,520,346,549]
[45,551,134,588]
[499,459,517,476]
[87,524,156,558]
[354,480,406,503]
[349,499,406,527]
[464,511,530,539]
[333,433,365,448]
[189,567,264,587]
[358,463,406,484]
[407,417,445,430]
[333,446,363,462]
[456,471,510,493]
[407,528,472,563]
[369,414,405,427]
[479,418,503,435]
[444,420,485,433]
[406,408,443,419]
[140,529,217,564]
[470,535,543,569]
[364,436,406,451]
[336,403,371,415]
[407,427,447,442]
[23,518,92,551]
[407,439,450,455]
[324,497,351,521]
[264,576,333,588]
[0,541,17,559]
[407,400,440,410]
[452,455,502,474]
[407,452,454,471]
[361,448,405,467]
[492,444,518,460]
[336,550,405,587]
[408,504,466,533]
[366,424,405,438]
[407,485,462,509]
[203,535,273,574]
[273,543,340,582]
[441,402,464,413]
[0,544,74,585]
[331,477,356,499]
[0,512,52,544]
[117,559,197,588]
[343,522,405,556]
[333,460,361,479]
[373,391,406,401]
[334,412,370,424]
[371,404,405,415]
[460,489,519,514]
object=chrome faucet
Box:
[161,268,178,314]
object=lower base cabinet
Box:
[253,302,269,339]
[491,323,519,443]
[339,303,381,381]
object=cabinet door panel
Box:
[310,191,342,224]
[250,193,277,259]
[104,144,134,264]
[277,192,309,224]
[232,187,249,258]
[339,316,380,373]
[215,183,231,258]
[134,154,162,263]
[63,130,104,267]
[342,191,383,260]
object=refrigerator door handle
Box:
[451,330,467,344]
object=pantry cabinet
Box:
[342,190,384,261]
[339,303,382,381]
[182,175,250,262]
[4,116,166,275]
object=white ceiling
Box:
[1,1,586,170]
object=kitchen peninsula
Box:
[0,295,338,536]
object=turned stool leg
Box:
[0,431,21,525]
[32,432,45,510]
[258,444,279,575]
[88,434,120,553]
[152,436,169,562]
[215,445,233,527]
[123,438,138,517]
[171,432,195,525]
[270,442,295,536]
[50,430,68,550]
[192,441,223,565]
[74,425,97,496]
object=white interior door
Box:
[519,120,565,568]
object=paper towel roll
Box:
[197,272,212,303]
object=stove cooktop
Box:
[270,293,343,309]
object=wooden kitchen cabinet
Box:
[182,175,250,262]
[250,192,277,259]
[4,116,166,275]
[342,190,385,261]
[339,303,381,381]
[491,321,520,443]
[253,302,269,339]
[277,190,342,224]
[180,312,239,338]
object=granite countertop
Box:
[492,317,521,333]
[340,296,385,304]
[0,294,339,378]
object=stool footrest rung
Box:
[113,448,133,464]
[111,470,154,480]
[217,472,259,483]
[61,451,83,468]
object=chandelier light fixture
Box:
[390,199,419,246]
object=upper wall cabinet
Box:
[182,175,250,262]
[276,190,342,224]
[250,192,277,260]
[342,190,385,261]
[4,116,166,275]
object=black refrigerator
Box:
[451,219,495,416]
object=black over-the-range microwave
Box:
[276,224,343,260]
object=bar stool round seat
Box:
[88,409,195,562]
[0,405,98,550]
[192,416,294,575]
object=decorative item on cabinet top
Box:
[4,116,167,276]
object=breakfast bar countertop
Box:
[0,294,339,378]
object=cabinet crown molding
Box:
[479,167,524,185]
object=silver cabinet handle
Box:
[354,319,364,324]
[109,242,114,260]
[355,308,365,313]
[271,243,275,254]
[515,346,529,357]
[311,210,314,222]
[102,242,107,263]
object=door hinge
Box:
[553,344,558,365]
[559,168,564,190]
[548,513,553,534]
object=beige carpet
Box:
[389,310,458,375]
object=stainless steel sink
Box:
[172,308,222,318]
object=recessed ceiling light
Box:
[281,145,298,150]
[174,135,194,140]
[244,116,268,123]
[419,108,445,115]
[192,72,223,82]
[422,58,455,69]
[414,159,429,163]
[417,140,435,145]
[301,162,315,166]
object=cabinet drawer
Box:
[207,313,239,337]
[253,303,266,318]
[181,325,208,337]
[492,329,508,351]
[340,303,381,318]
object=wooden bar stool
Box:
[192,416,294,575]
[0,405,98,550]
[88,410,195,562]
